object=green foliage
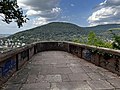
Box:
[73,31,113,49]
[87,31,112,48]
[0,0,29,28]
[109,30,120,49]
[113,36,120,49]
[87,31,97,45]
[72,38,80,43]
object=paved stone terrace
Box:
[1,51,120,90]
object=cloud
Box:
[33,17,48,26]
[18,0,60,10]
[88,0,120,26]
[17,0,61,26]
[0,18,35,34]
[26,10,42,16]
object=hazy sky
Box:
[0,0,120,34]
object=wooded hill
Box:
[8,22,120,44]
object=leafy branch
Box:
[0,0,29,28]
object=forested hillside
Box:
[7,22,120,44]
[8,22,84,43]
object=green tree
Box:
[87,31,112,48]
[73,31,112,48]
[109,30,120,49]
[0,0,29,28]
[87,31,97,45]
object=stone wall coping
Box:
[0,41,120,63]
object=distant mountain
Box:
[7,22,120,44]
[84,24,120,35]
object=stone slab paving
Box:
[1,51,120,90]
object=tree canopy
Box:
[0,0,29,28]
[109,29,120,49]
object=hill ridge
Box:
[7,22,120,44]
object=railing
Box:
[0,41,120,86]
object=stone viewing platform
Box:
[0,41,120,90]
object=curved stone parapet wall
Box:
[0,41,120,86]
